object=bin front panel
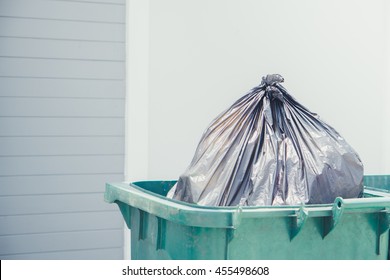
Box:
[105,176,390,260]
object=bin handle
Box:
[332,196,390,227]
[331,196,390,235]
[290,197,390,240]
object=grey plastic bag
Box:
[167,74,364,206]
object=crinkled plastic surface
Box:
[167,74,364,206]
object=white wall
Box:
[127,0,390,184]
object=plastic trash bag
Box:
[167,74,364,206]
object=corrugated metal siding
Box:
[0,0,125,259]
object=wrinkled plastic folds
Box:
[167,74,364,206]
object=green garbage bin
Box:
[104,176,390,260]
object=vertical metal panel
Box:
[0,0,125,259]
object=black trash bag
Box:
[167,74,364,206]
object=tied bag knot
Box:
[262,74,284,101]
